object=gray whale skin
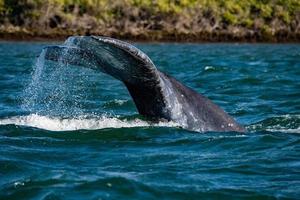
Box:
[44,36,245,132]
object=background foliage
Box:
[0,0,299,41]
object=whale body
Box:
[44,36,245,132]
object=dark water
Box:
[0,42,299,199]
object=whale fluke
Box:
[44,36,245,132]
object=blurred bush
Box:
[0,0,299,41]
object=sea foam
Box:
[0,114,178,131]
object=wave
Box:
[247,114,300,133]
[1,114,299,133]
[0,114,179,131]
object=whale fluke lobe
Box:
[44,36,245,132]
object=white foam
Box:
[266,128,300,134]
[112,99,128,105]
[0,114,179,131]
[247,114,300,133]
[204,66,215,71]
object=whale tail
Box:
[44,36,170,120]
[44,36,245,132]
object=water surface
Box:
[0,42,299,199]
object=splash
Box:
[22,39,95,118]
[0,114,179,131]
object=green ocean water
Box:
[0,42,299,199]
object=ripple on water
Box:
[0,43,300,199]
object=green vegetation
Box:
[0,0,299,41]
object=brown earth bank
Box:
[1,29,300,42]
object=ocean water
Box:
[0,41,299,199]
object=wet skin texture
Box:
[44,36,245,132]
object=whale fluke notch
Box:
[44,36,245,132]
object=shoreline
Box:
[1,31,299,43]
